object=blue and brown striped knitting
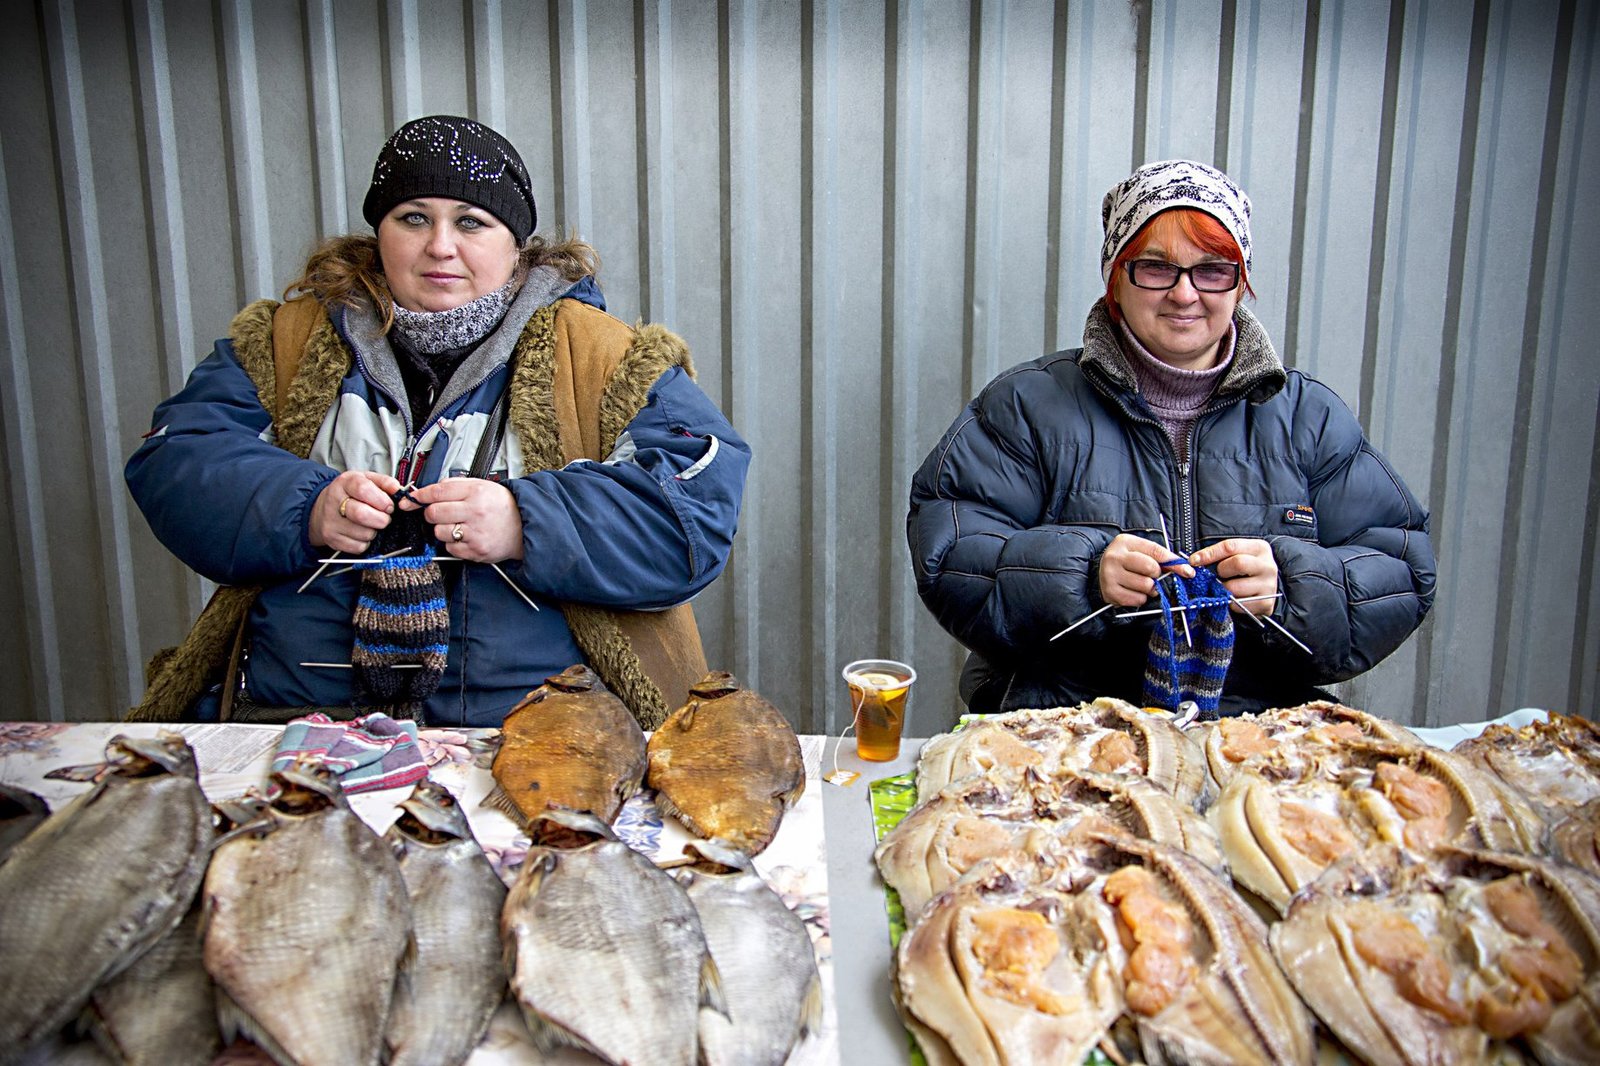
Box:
[351,495,448,720]
[1142,566,1235,717]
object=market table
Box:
[0,709,1546,1066]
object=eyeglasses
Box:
[1123,259,1242,293]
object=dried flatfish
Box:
[82,905,219,1066]
[502,809,723,1066]
[202,757,413,1066]
[0,782,48,866]
[384,780,506,1066]
[673,839,823,1066]
[647,672,805,854]
[0,733,212,1061]
[1551,798,1600,875]
[875,765,1224,920]
[1273,844,1600,1066]
[1197,700,1423,789]
[488,664,647,835]
[1211,738,1547,914]
[914,699,1211,809]
[1455,712,1600,821]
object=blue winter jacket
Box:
[907,301,1435,717]
[127,272,750,726]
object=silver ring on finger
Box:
[451,523,464,543]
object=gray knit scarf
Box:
[391,275,520,354]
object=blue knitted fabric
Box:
[1141,567,1235,716]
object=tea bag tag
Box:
[823,768,861,788]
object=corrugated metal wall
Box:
[2,0,1595,733]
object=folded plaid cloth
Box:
[270,713,429,795]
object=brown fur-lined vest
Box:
[127,295,708,729]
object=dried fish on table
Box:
[672,839,823,1066]
[1456,712,1600,873]
[647,671,805,855]
[0,782,48,866]
[502,809,724,1066]
[914,699,1211,810]
[1210,737,1547,915]
[383,779,507,1066]
[82,905,220,1066]
[202,757,413,1066]
[0,733,212,1062]
[1195,700,1424,790]
[1273,843,1600,1066]
[488,664,647,836]
[875,765,1224,921]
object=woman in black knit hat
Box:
[126,115,749,729]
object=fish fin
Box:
[654,790,687,824]
[798,970,826,1038]
[216,987,296,1066]
[680,699,700,729]
[518,1005,607,1059]
[698,951,730,1020]
[480,784,531,828]
[43,760,109,782]
[782,777,808,807]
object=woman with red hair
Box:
[908,160,1435,718]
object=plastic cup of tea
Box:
[842,659,917,761]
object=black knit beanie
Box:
[362,115,537,243]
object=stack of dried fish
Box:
[647,671,806,855]
[488,664,648,838]
[886,699,1600,1065]
[0,733,213,1062]
[202,756,413,1066]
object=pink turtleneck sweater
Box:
[1118,321,1236,463]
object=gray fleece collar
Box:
[344,265,572,433]
[1079,299,1285,405]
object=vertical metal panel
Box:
[4,0,1597,730]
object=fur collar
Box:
[1079,298,1286,405]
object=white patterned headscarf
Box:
[1100,160,1252,284]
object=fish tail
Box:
[798,971,826,1038]
[698,952,729,1020]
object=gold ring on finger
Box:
[338,497,349,519]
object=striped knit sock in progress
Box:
[351,507,448,719]
[1141,568,1235,717]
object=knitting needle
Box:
[297,551,344,594]
[1158,515,1193,648]
[300,662,424,669]
[1050,571,1179,641]
[1114,592,1280,620]
[491,562,540,612]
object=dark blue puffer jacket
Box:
[907,301,1435,716]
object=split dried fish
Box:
[1211,737,1547,914]
[1273,843,1600,1066]
[1196,700,1423,790]
[876,765,1224,921]
[673,839,823,1066]
[914,699,1211,810]
[488,664,647,835]
[0,733,212,1061]
[502,809,724,1066]
[202,757,413,1066]
[384,780,506,1066]
[647,672,805,854]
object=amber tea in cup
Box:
[843,659,917,761]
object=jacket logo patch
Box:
[1284,505,1315,526]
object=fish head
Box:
[211,792,270,834]
[689,671,741,699]
[393,779,474,843]
[268,756,348,814]
[542,664,605,694]
[526,806,616,849]
[107,731,199,779]
[677,838,754,875]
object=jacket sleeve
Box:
[907,392,1117,661]
[1266,382,1436,681]
[504,366,750,609]
[124,342,337,585]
